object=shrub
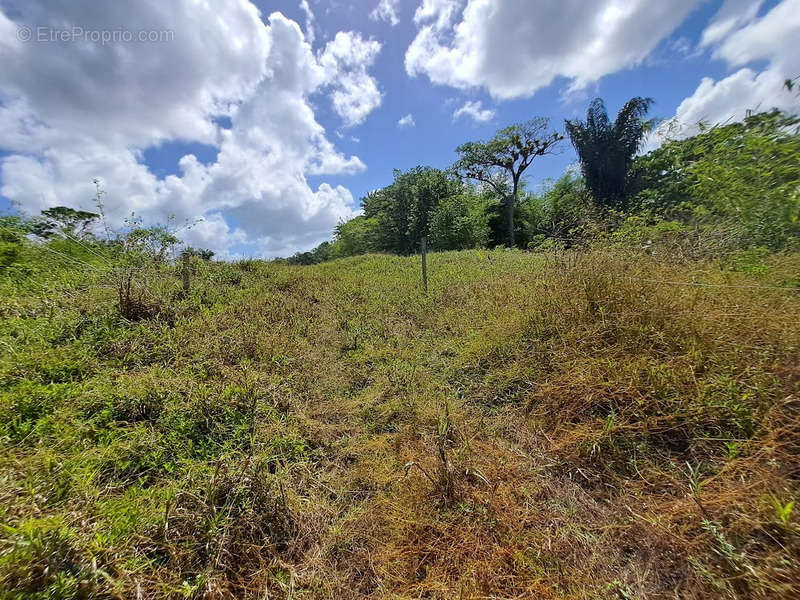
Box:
[428,193,494,251]
[0,216,26,273]
[519,172,594,248]
[631,110,800,249]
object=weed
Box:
[769,494,795,526]
[1,247,798,598]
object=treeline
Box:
[2,100,797,272]
[285,101,799,265]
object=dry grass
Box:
[1,247,798,599]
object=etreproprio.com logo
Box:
[16,25,174,45]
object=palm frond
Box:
[565,96,654,208]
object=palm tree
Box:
[565,97,654,209]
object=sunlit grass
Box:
[1,247,799,598]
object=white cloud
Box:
[414,0,464,29]
[370,0,400,26]
[405,0,702,99]
[318,31,383,127]
[700,0,763,47]
[665,0,800,138]
[1,1,269,150]
[0,2,379,257]
[452,100,494,122]
[181,212,249,261]
[669,36,693,57]
[397,113,416,128]
[299,0,316,45]
[712,0,798,69]
[672,69,787,129]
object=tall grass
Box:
[1,246,798,598]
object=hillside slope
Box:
[1,248,799,599]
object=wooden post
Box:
[421,236,428,295]
[181,252,191,296]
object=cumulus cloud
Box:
[181,212,249,261]
[405,0,702,99]
[666,0,800,137]
[0,1,380,257]
[1,1,269,150]
[452,100,494,123]
[370,0,400,26]
[414,0,464,29]
[319,31,383,127]
[397,114,416,128]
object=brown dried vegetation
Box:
[1,247,799,598]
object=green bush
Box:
[519,172,593,247]
[428,193,494,251]
[0,517,88,599]
[632,110,800,249]
[328,215,382,259]
[0,217,27,273]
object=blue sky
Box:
[0,0,797,257]
[284,0,772,200]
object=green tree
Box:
[123,226,180,264]
[454,118,562,247]
[406,168,461,251]
[632,110,800,249]
[519,173,592,248]
[361,183,412,254]
[0,216,28,271]
[29,206,100,239]
[361,167,461,254]
[286,241,334,265]
[329,216,381,258]
[428,191,494,251]
[565,97,654,209]
[182,247,215,261]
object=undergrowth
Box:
[1,247,798,599]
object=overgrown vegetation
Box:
[2,237,799,598]
[630,110,800,250]
[286,107,798,264]
[1,102,799,599]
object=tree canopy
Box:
[29,206,100,239]
[565,97,654,209]
[284,105,798,264]
[454,118,562,246]
[360,167,463,255]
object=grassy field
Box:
[1,247,799,599]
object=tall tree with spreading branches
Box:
[565,97,655,209]
[454,118,562,247]
[29,206,100,239]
